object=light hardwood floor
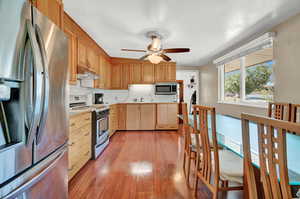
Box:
[69,128,243,199]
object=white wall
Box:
[176,70,199,113]
[196,12,300,118]
[70,82,176,105]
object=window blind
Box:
[213,32,275,66]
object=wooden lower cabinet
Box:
[68,112,92,180]
[125,103,176,130]
[156,103,179,129]
[109,104,118,136]
[111,103,178,132]
[140,104,156,130]
[126,104,140,130]
[118,104,127,130]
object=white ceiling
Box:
[64,0,300,66]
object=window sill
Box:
[217,101,268,109]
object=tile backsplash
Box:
[69,83,177,105]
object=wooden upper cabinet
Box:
[77,39,87,68]
[121,64,131,89]
[165,63,176,82]
[32,0,64,29]
[95,55,104,89]
[96,56,111,89]
[111,63,122,89]
[86,47,98,73]
[155,63,176,82]
[142,63,155,83]
[140,104,156,130]
[108,58,177,89]
[130,63,142,84]
[105,59,112,89]
[155,64,166,82]
[64,28,77,85]
[126,104,140,130]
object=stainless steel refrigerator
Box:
[0,0,69,198]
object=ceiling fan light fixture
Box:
[148,54,163,64]
[151,37,161,51]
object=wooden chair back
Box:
[242,113,300,199]
[192,105,219,190]
[290,104,300,123]
[182,103,191,151]
[268,102,291,121]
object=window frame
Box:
[218,57,274,108]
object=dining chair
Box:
[242,113,300,199]
[290,104,300,123]
[192,105,243,199]
[181,103,197,186]
[268,102,291,121]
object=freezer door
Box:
[32,7,69,163]
[0,146,68,199]
[0,2,45,185]
[0,0,31,81]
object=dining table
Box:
[178,113,300,186]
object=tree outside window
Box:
[222,47,274,105]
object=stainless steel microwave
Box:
[155,83,177,95]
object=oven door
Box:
[96,117,109,144]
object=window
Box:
[224,58,241,103]
[218,47,274,107]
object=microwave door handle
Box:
[25,20,44,146]
[34,25,49,144]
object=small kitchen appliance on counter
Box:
[94,93,104,104]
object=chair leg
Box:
[183,152,186,173]
[187,155,192,186]
[212,188,219,199]
[194,174,199,197]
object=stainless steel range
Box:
[92,107,110,159]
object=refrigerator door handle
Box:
[24,20,44,146]
[34,24,50,144]
[2,147,67,199]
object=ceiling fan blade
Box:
[139,54,150,60]
[160,54,172,62]
[121,49,147,52]
[163,48,190,53]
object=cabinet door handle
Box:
[85,118,90,121]
[70,123,75,127]
[84,151,90,156]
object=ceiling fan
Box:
[121,32,190,64]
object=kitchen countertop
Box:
[110,102,179,105]
[69,104,108,116]
[69,102,178,116]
